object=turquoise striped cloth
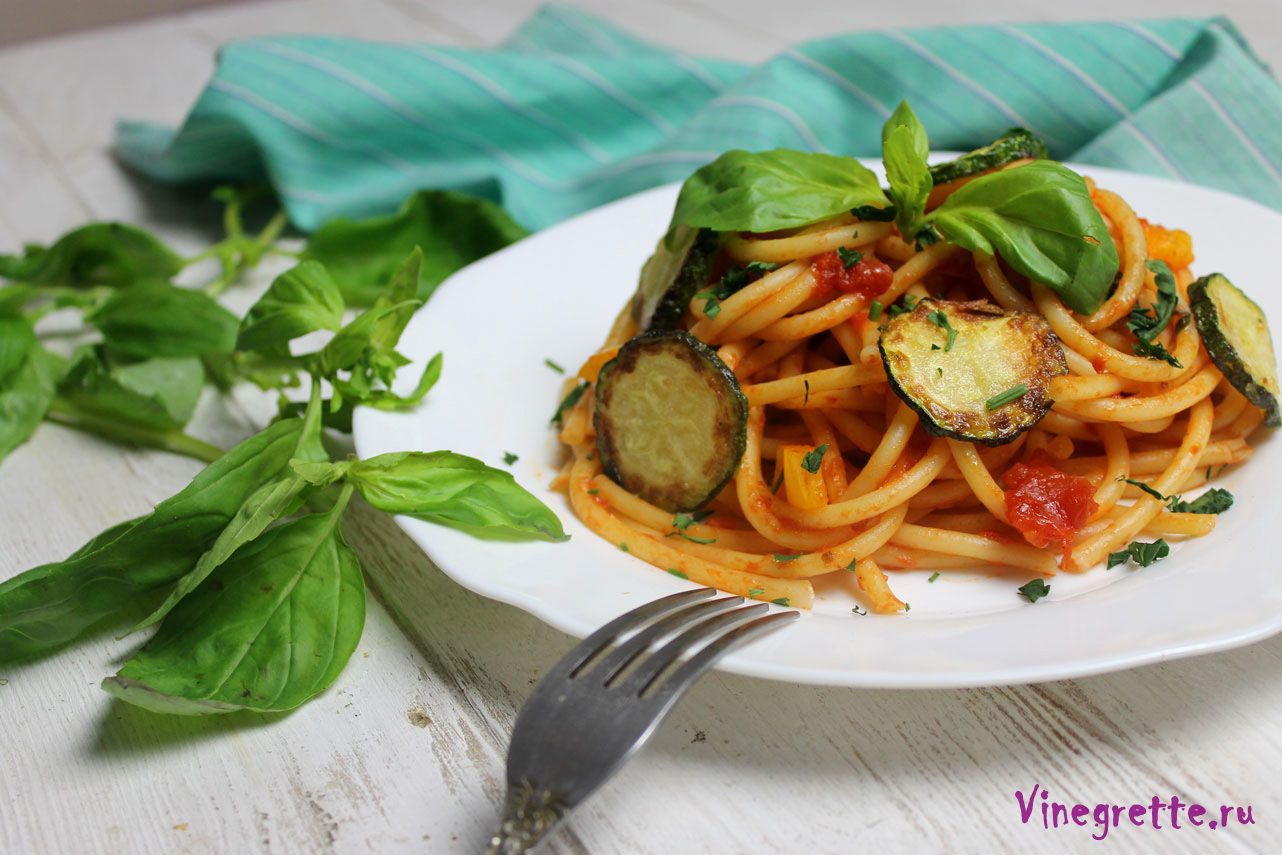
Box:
[115,6,1282,233]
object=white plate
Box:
[354,161,1282,688]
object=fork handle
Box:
[484,778,569,855]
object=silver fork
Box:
[484,588,798,854]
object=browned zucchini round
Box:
[878,298,1067,445]
[1189,273,1279,428]
[593,330,747,511]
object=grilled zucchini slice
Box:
[631,225,722,331]
[879,299,1067,445]
[928,128,1050,186]
[594,330,747,511]
[1189,273,1279,428]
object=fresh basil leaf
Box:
[301,190,528,305]
[669,149,889,234]
[88,281,240,358]
[0,417,312,663]
[103,494,364,714]
[0,223,184,288]
[880,101,932,241]
[237,260,345,354]
[316,299,419,378]
[129,389,328,632]
[0,315,35,382]
[57,349,203,431]
[0,337,64,463]
[924,160,1119,315]
[348,451,567,541]
[289,458,351,487]
[358,351,444,411]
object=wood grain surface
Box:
[0,2,1278,853]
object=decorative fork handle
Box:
[484,778,570,855]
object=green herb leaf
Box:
[748,588,765,597]
[1107,539,1170,569]
[0,222,184,288]
[772,553,801,562]
[1126,260,1183,367]
[301,190,529,305]
[237,260,346,354]
[923,160,1119,315]
[851,204,897,222]
[551,381,588,426]
[868,300,883,321]
[851,605,867,615]
[545,358,565,374]
[503,451,519,466]
[103,490,365,714]
[1167,488,1234,515]
[670,149,889,235]
[56,349,203,432]
[0,331,63,464]
[770,469,785,494]
[0,417,314,663]
[1018,578,1051,603]
[347,451,567,541]
[1119,476,1168,503]
[926,308,959,351]
[986,384,1028,411]
[0,315,36,383]
[771,597,792,606]
[928,572,940,583]
[836,247,864,269]
[801,443,828,474]
[88,282,240,359]
[667,568,688,580]
[881,100,932,241]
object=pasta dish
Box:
[550,103,1278,612]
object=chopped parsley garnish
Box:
[985,384,1027,411]
[1107,539,1170,569]
[695,261,779,320]
[936,367,944,379]
[851,605,867,616]
[669,510,716,544]
[930,343,941,351]
[1119,476,1167,502]
[748,587,765,597]
[1118,479,1234,514]
[926,309,959,351]
[850,204,897,222]
[771,597,792,607]
[502,451,519,466]
[886,294,920,319]
[619,542,628,552]
[1127,260,1183,368]
[1018,579,1051,603]
[667,568,688,579]
[837,247,863,269]
[544,358,565,374]
[772,553,802,562]
[801,443,828,474]
[550,381,588,425]
[1167,488,1234,515]
[586,488,599,496]
[928,572,940,583]
[868,300,883,321]
[845,557,858,571]
[903,602,911,612]
[770,469,785,494]
[914,223,942,250]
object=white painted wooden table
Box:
[1,2,1280,853]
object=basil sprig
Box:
[881,101,932,242]
[665,102,1119,315]
[0,186,563,716]
[669,149,889,235]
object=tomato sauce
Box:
[1001,451,1098,554]
[810,251,893,300]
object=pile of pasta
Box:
[552,171,1265,612]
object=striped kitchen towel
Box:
[114,5,1282,233]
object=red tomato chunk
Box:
[810,251,893,300]
[1002,452,1098,554]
